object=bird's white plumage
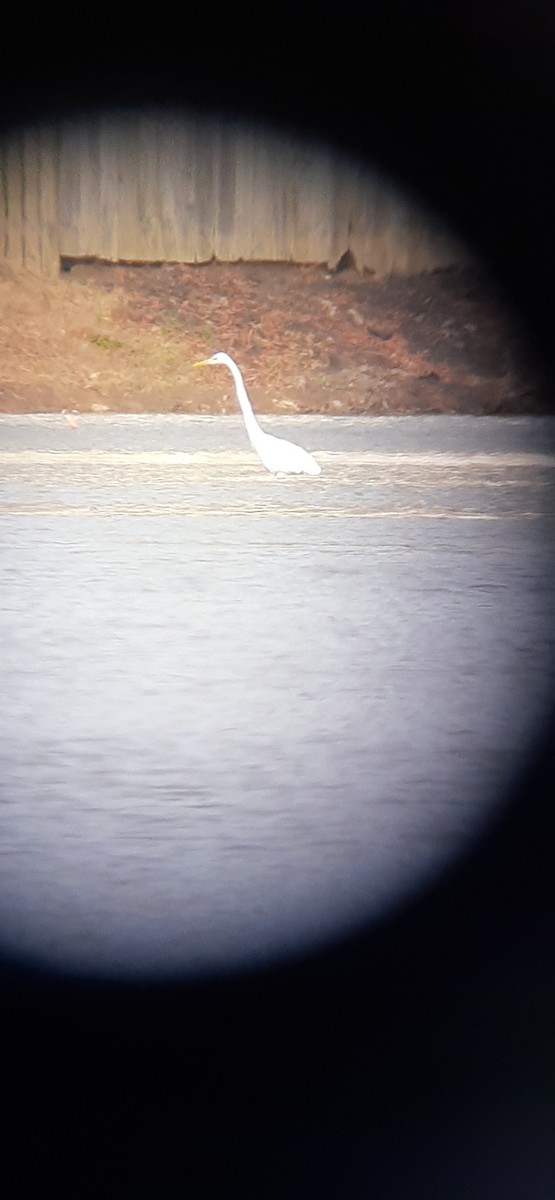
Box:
[193,351,321,476]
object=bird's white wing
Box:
[258,431,320,475]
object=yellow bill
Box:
[192,359,210,368]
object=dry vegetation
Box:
[0,259,542,415]
[0,262,194,412]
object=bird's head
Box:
[193,351,230,369]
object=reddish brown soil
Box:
[0,259,541,415]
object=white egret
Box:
[193,351,321,476]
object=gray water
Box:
[1,415,554,978]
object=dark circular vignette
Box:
[2,7,555,1198]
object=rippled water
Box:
[1,417,554,978]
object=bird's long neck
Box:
[226,358,263,446]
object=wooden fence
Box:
[0,111,468,278]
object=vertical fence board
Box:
[115,115,141,261]
[38,126,60,276]
[194,117,217,262]
[0,144,7,260]
[137,113,164,260]
[58,121,82,257]
[211,120,231,261]
[329,156,356,269]
[4,134,24,268]
[21,128,42,273]
[98,116,120,261]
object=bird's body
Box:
[193,351,321,476]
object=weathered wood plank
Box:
[136,113,164,260]
[0,144,6,260]
[191,116,217,262]
[213,119,243,261]
[4,134,24,268]
[38,126,60,276]
[21,128,42,273]
[0,144,7,260]
[98,115,121,261]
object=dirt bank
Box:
[0,260,542,416]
